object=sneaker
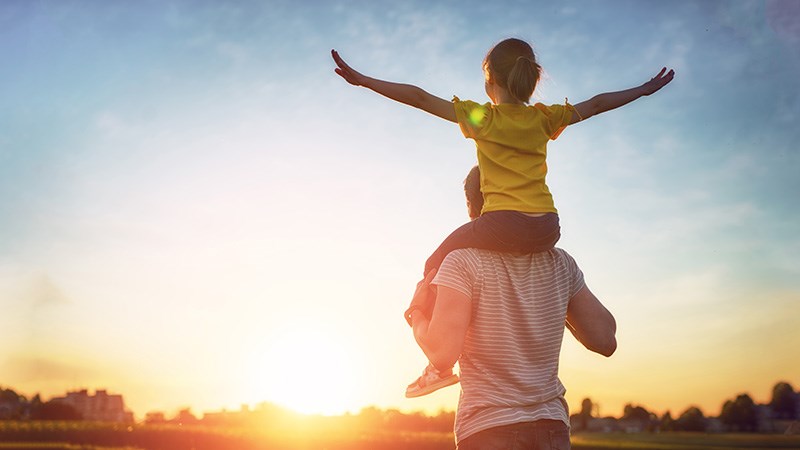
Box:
[405,364,459,398]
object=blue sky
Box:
[1,0,798,418]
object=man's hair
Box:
[465,165,483,220]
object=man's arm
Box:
[566,285,617,357]
[570,67,675,124]
[409,284,471,370]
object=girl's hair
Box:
[483,38,542,103]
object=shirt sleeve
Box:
[452,97,490,140]
[432,249,475,300]
[533,102,576,140]
[560,249,586,298]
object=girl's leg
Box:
[424,213,503,276]
[518,212,561,253]
[423,211,560,276]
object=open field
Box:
[571,432,800,450]
[2,422,800,450]
[0,444,143,450]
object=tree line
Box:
[1,380,797,434]
[571,381,799,433]
[0,389,81,421]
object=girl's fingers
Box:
[331,49,345,68]
[331,49,351,70]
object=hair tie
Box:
[516,56,534,64]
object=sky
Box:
[1,0,798,420]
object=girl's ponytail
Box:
[484,38,541,103]
[507,56,541,104]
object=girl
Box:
[332,38,674,397]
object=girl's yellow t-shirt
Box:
[453,97,575,214]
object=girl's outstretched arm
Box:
[570,67,675,124]
[332,50,457,123]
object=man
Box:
[407,166,617,449]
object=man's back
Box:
[434,247,585,442]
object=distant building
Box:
[144,411,166,424]
[589,417,620,433]
[50,389,133,423]
[201,404,254,426]
[569,414,620,433]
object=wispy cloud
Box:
[27,273,71,309]
[766,0,800,45]
[2,355,95,384]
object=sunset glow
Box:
[1,0,798,422]
[249,327,360,416]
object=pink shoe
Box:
[405,364,459,398]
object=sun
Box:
[248,326,360,415]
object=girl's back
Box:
[453,98,574,215]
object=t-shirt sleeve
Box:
[561,250,586,298]
[452,97,490,140]
[432,249,475,300]
[533,102,576,140]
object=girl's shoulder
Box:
[452,96,491,108]
[452,97,494,132]
[531,102,568,115]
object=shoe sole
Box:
[405,374,460,398]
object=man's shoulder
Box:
[445,247,573,261]
[440,248,483,268]
[441,248,576,273]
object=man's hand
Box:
[331,49,367,86]
[641,67,675,96]
[404,269,437,326]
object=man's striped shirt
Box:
[433,247,585,443]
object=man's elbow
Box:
[582,329,616,357]
[597,336,617,357]
[596,314,617,357]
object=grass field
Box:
[571,432,800,449]
[0,444,143,450]
[2,422,800,449]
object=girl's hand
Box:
[331,49,367,86]
[331,49,456,122]
[641,67,675,96]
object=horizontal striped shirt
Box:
[433,248,585,444]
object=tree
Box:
[430,409,455,433]
[621,404,657,432]
[173,408,198,425]
[674,406,706,432]
[0,388,27,420]
[622,404,653,422]
[659,411,674,432]
[770,381,798,420]
[580,398,594,417]
[720,394,758,432]
[575,398,594,431]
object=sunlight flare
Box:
[249,326,359,416]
